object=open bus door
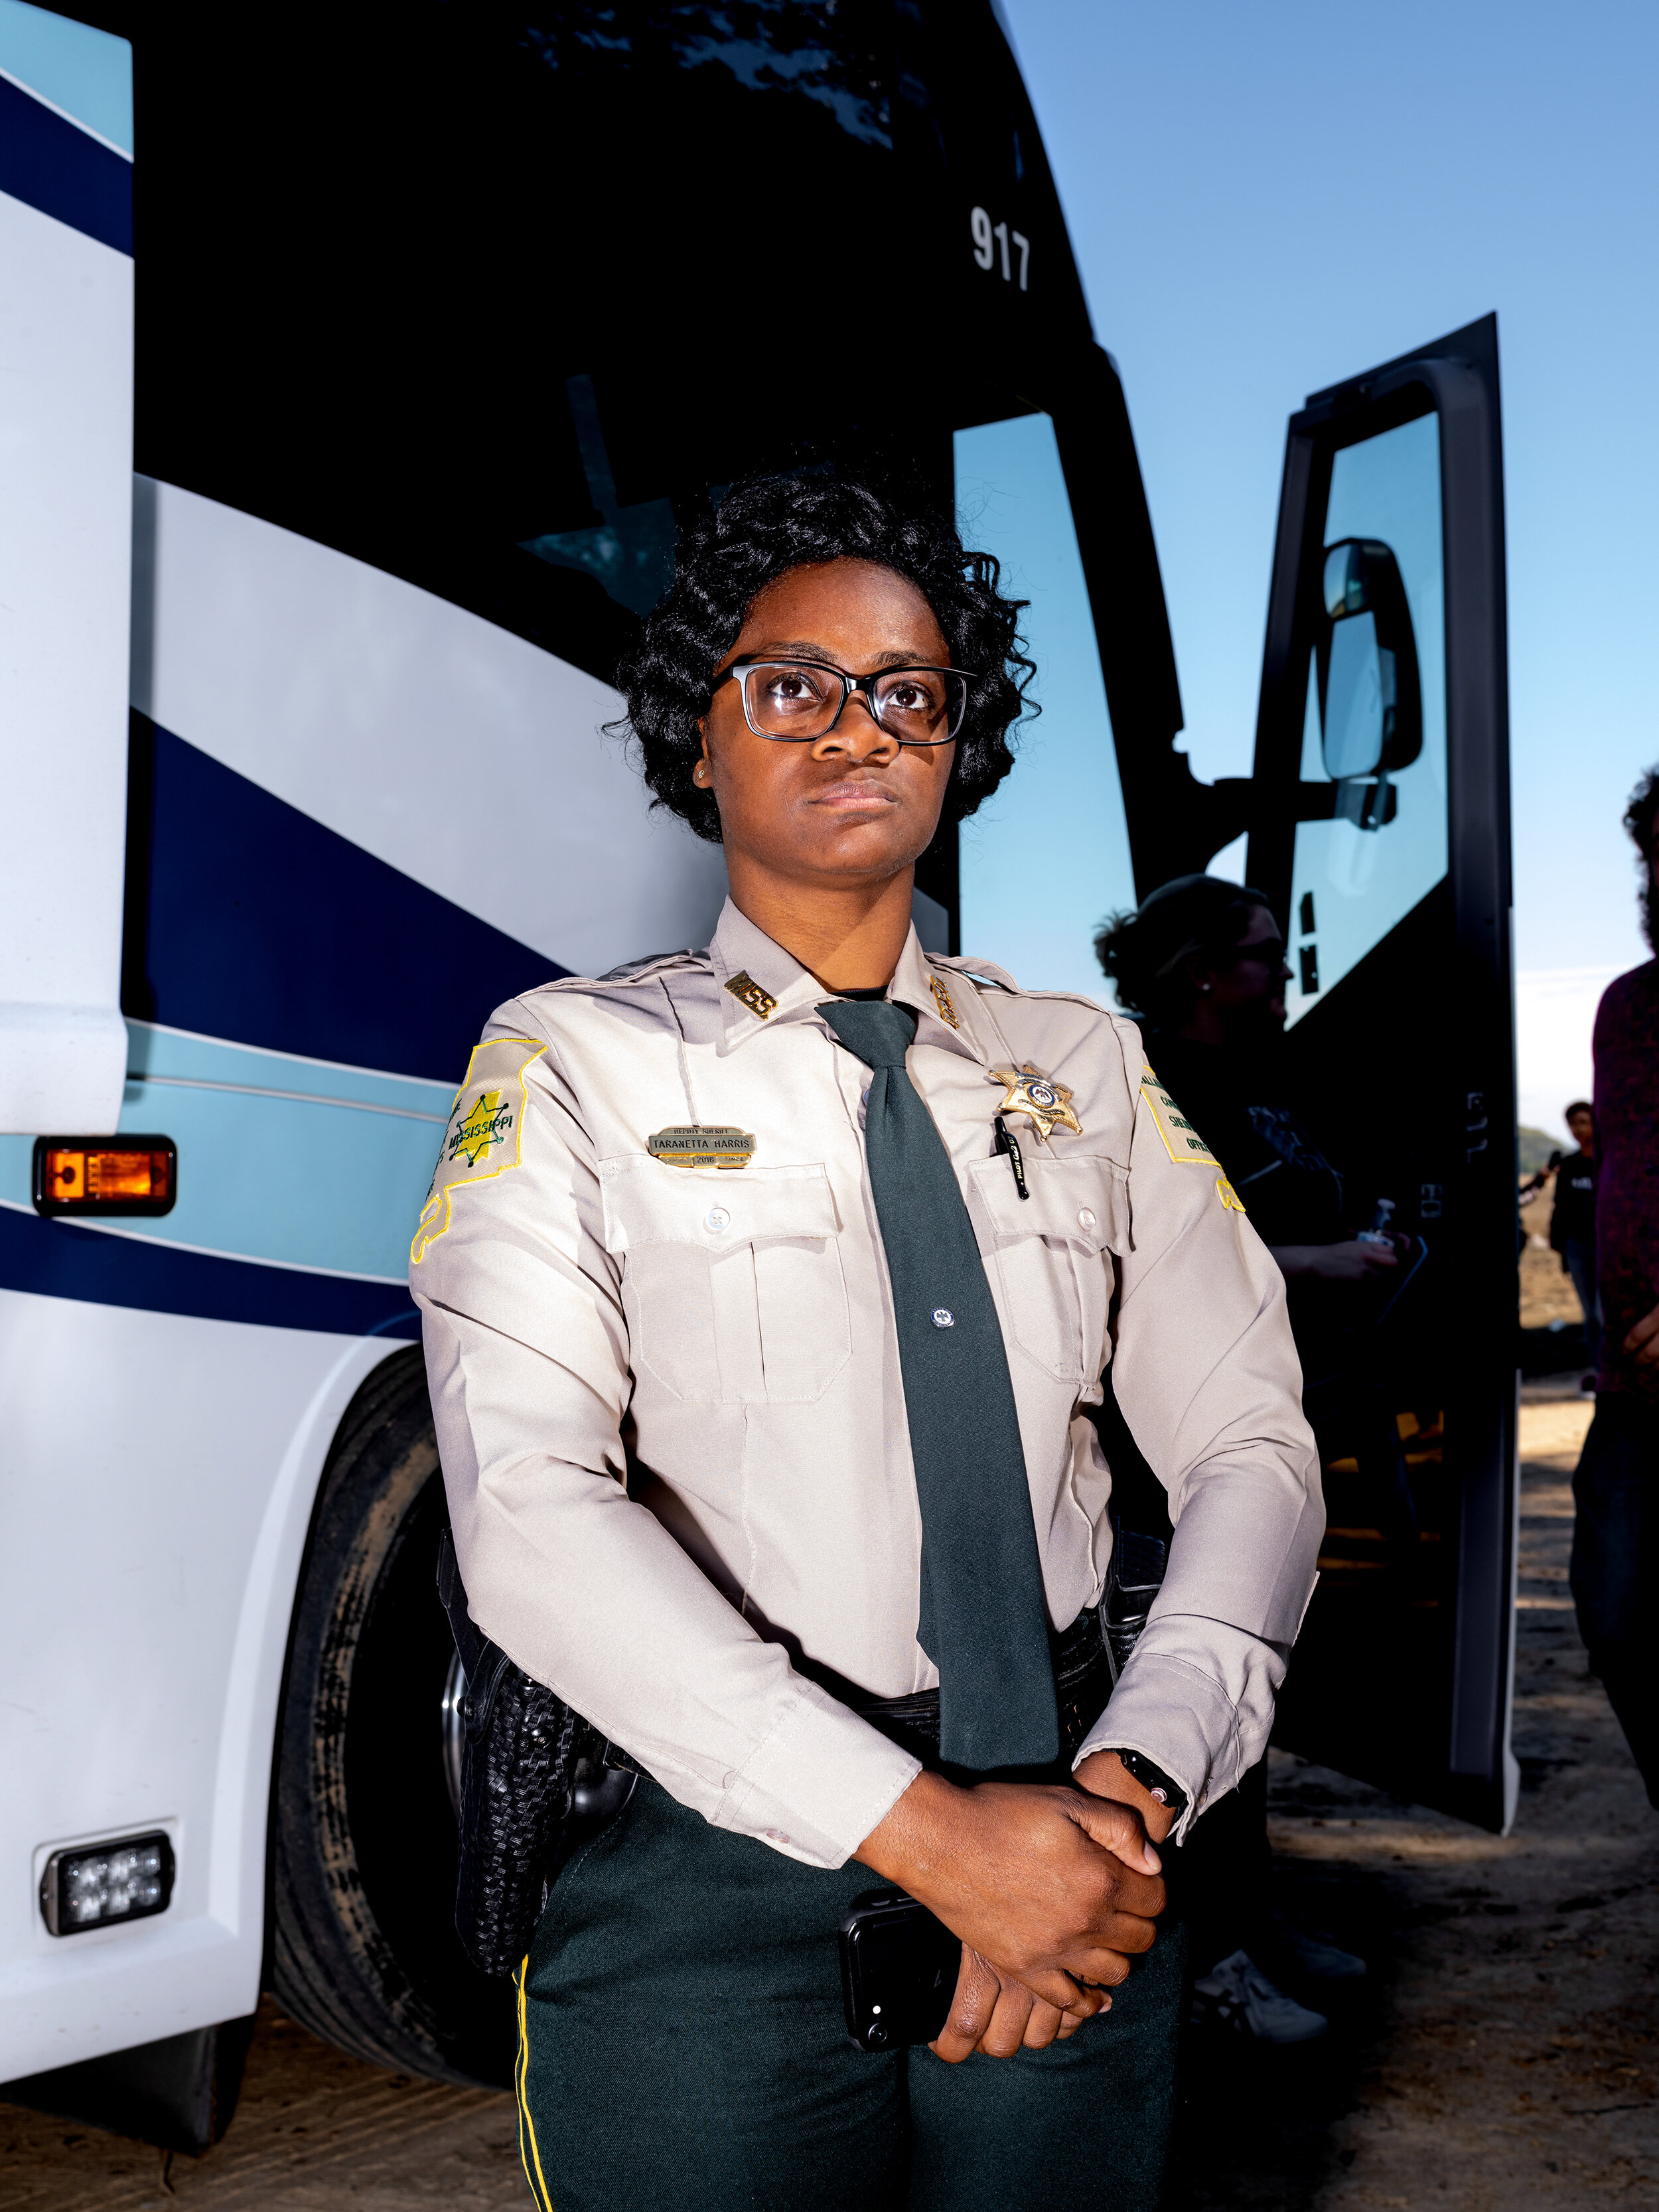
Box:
[1238,314,1517,1831]
[945,315,1514,1831]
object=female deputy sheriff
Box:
[411,475,1322,2210]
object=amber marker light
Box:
[31,1136,177,1217]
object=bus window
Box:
[1285,411,1449,1023]
[955,411,1135,993]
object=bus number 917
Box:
[970,206,1029,291]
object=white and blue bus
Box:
[0,0,1516,2147]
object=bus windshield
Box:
[956,412,1137,994]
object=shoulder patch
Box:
[1216,1174,1247,1213]
[411,1037,548,1265]
[1138,1063,1221,1168]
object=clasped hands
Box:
[852,1749,1174,2065]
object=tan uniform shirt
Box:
[413,899,1323,1868]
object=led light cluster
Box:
[40,1832,175,1935]
[31,1136,177,1217]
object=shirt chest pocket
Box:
[968,1153,1130,1384]
[599,1158,851,1405]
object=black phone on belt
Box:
[838,1888,962,2050]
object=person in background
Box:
[1093,875,1382,2045]
[1093,876,1413,1549]
[1550,1100,1599,1386]
[1572,766,1659,1803]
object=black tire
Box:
[271,1347,514,2086]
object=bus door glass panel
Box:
[1249,319,1514,1834]
[1263,402,1457,1821]
[1286,413,1449,1023]
[955,413,1135,992]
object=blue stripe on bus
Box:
[0,69,131,254]
[126,1021,459,1118]
[0,1072,445,1282]
[0,1205,421,1339]
[0,2,133,157]
[127,719,566,1083]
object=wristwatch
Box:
[1105,1748,1189,1817]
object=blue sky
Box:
[999,0,1658,1135]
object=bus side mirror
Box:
[1316,538,1421,826]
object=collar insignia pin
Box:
[723,971,778,1021]
[928,974,961,1030]
[988,1063,1082,1142]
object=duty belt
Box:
[842,1607,1110,1773]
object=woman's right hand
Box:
[851,1773,1167,2062]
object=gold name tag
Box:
[647,1125,756,1169]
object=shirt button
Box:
[705,1205,731,1233]
[1077,1207,1097,1230]
[932,1307,955,1329]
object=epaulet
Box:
[529,947,709,994]
[930,952,1020,994]
[596,946,709,984]
[1022,986,1121,1018]
[932,952,1119,1021]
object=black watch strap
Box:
[1106,1748,1189,1816]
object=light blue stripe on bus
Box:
[126,1021,460,1118]
[0,1024,457,1282]
[0,0,131,155]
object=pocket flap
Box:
[969,1151,1129,1253]
[599,1157,842,1254]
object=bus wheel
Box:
[271,1346,514,2087]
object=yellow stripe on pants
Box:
[516,1957,555,2211]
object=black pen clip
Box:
[994,1114,1030,1200]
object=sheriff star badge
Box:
[988,1063,1082,1142]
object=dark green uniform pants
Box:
[515,1777,1185,2211]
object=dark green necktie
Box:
[819,998,1058,1771]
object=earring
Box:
[693,762,708,786]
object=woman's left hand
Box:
[1072,1749,1179,1846]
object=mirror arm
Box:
[1203,775,1254,841]
[1124,760,1256,897]
[1293,782,1339,824]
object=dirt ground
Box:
[1169,1386,1659,2209]
[3,1394,1653,2212]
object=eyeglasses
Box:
[711,658,977,747]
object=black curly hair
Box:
[613,473,1036,844]
[1624,762,1659,951]
[1093,873,1275,1031]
